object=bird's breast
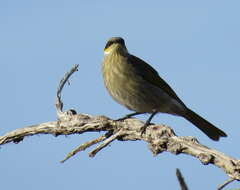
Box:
[102,54,185,114]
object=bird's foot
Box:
[140,123,150,136]
[140,112,158,136]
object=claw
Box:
[140,112,158,136]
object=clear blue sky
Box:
[1,0,240,189]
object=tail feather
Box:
[183,108,227,141]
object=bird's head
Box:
[104,37,128,56]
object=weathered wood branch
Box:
[0,64,239,189]
[1,115,239,180]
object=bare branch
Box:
[218,178,235,190]
[88,129,123,157]
[1,116,240,182]
[61,131,112,163]
[56,64,79,119]
[176,168,189,190]
[0,64,240,188]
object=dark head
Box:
[104,37,128,55]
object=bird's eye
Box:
[104,41,113,50]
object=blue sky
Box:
[1,0,240,189]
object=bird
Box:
[102,37,227,141]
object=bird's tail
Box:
[183,108,227,141]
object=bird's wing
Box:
[128,55,185,106]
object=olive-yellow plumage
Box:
[102,37,227,141]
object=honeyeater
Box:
[102,37,227,141]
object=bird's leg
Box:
[141,111,158,135]
[115,112,145,121]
